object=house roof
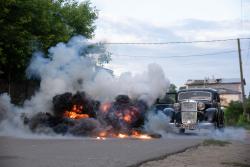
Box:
[216,88,241,95]
[186,78,241,85]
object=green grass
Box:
[221,162,250,167]
[241,124,250,130]
[202,139,231,147]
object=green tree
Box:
[86,43,112,66]
[169,83,177,93]
[0,0,98,83]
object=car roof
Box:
[178,88,218,94]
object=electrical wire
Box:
[98,37,250,45]
[112,50,239,59]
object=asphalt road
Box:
[0,136,203,167]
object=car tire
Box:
[179,128,185,133]
[217,111,224,129]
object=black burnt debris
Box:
[53,92,99,118]
[99,95,148,133]
[24,92,150,137]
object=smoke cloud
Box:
[144,111,174,136]
[0,35,170,137]
[144,109,247,141]
[25,35,169,114]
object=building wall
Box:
[220,94,241,106]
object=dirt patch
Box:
[139,132,250,167]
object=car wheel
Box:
[217,112,225,129]
[179,128,185,133]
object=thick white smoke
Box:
[0,93,15,122]
[0,35,170,137]
[24,35,169,115]
[84,63,168,104]
[144,111,174,136]
[0,93,32,137]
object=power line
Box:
[99,37,250,45]
[113,50,239,59]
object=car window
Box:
[178,91,212,101]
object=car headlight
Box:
[197,102,205,110]
[173,103,180,111]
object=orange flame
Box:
[123,114,132,123]
[122,107,139,123]
[118,133,128,138]
[131,130,152,140]
[100,102,111,113]
[98,131,107,137]
[95,131,152,140]
[132,134,152,140]
[64,105,89,119]
[96,137,106,140]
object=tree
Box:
[86,43,112,66]
[169,84,177,93]
[0,0,98,83]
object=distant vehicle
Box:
[154,88,224,133]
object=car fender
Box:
[162,108,174,115]
[205,108,218,122]
[159,108,175,122]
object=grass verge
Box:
[221,162,250,167]
[202,139,231,147]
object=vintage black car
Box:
[155,88,224,133]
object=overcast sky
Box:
[85,0,250,94]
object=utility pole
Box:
[237,38,248,120]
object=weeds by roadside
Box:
[224,99,250,130]
[221,162,250,167]
[202,139,231,147]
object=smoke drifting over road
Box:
[143,108,246,141]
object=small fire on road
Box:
[95,130,152,140]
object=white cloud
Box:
[88,0,250,93]
[90,0,241,24]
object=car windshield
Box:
[178,91,212,101]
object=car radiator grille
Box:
[181,101,197,124]
[181,112,197,124]
[181,101,197,111]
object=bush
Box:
[237,114,250,129]
[237,114,248,125]
[224,101,243,125]
[224,98,250,127]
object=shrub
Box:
[224,97,250,127]
[224,101,243,125]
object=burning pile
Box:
[24,92,155,139]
